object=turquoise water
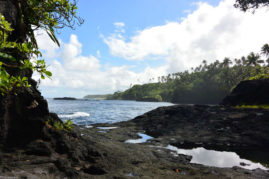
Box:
[47,99,173,125]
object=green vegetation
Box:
[235,105,269,110]
[84,94,113,100]
[0,14,50,95]
[234,0,269,11]
[46,118,74,131]
[249,73,269,80]
[109,46,269,104]
[0,0,82,96]
[0,0,82,132]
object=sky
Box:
[34,0,269,98]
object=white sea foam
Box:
[59,112,90,118]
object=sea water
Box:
[47,99,173,125]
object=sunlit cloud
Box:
[104,0,269,72]
[35,34,166,97]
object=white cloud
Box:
[113,22,126,33]
[104,0,269,72]
[35,34,165,97]
[35,30,60,58]
[96,50,101,58]
[114,22,125,28]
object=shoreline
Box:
[1,104,269,178]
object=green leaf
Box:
[22,77,28,81]
[44,70,52,77]
[0,52,16,61]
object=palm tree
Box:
[234,58,242,66]
[241,56,247,66]
[202,60,207,71]
[261,44,269,57]
[221,57,232,68]
[247,52,262,66]
[266,58,269,67]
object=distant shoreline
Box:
[53,97,77,100]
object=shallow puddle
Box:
[125,133,153,144]
[97,127,118,130]
[166,145,268,170]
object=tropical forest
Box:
[109,45,269,104]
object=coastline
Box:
[1,104,269,178]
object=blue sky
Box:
[35,0,269,97]
[58,0,212,69]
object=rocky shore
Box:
[1,104,269,178]
[1,79,269,178]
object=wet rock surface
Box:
[1,104,269,178]
[126,105,269,150]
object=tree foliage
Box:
[109,45,269,104]
[16,0,83,47]
[0,0,82,95]
[234,0,269,11]
[261,44,269,57]
[0,14,51,95]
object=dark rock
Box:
[53,97,77,100]
[240,162,250,166]
[125,104,269,157]
[54,159,79,178]
[54,159,71,171]
[221,79,269,106]
[0,88,49,148]
[83,165,107,175]
[25,140,52,156]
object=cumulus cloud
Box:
[104,0,269,72]
[35,30,60,58]
[35,34,165,97]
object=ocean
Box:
[47,99,173,126]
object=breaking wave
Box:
[59,112,90,119]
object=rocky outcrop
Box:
[0,2,104,177]
[0,88,48,148]
[221,79,269,106]
[120,104,269,164]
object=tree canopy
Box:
[234,0,269,11]
[8,0,83,47]
[0,0,82,95]
[109,45,269,104]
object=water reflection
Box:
[97,127,118,130]
[125,133,153,144]
[166,145,268,170]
